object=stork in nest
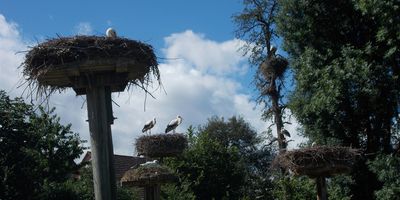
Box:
[165,115,182,134]
[106,27,117,38]
[142,117,156,135]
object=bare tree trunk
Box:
[269,76,286,153]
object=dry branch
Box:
[136,133,188,158]
[274,146,361,178]
[260,55,288,79]
[21,35,160,97]
[121,164,176,187]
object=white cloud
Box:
[163,30,249,75]
[74,22,93,35]
[110,30,304,154]
[0,14,304,157]
[0,14,27,96]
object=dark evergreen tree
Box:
[276,0,400,199]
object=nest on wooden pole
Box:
[121,164,177,187]
[21,35,160,97]
[260,55,288,79]
[273,146,360,178]
[136,133,188,158]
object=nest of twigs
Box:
[136,133,188,157]
[274,146,360,178]
[260,56,288,79]
[21,35,159,97]
[121,164,176,187]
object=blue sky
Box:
[0,1,303,155]
[1,1,243,49]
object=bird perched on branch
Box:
[281,129,291,138]
[165,115,182,134]
[106,27,117,38]
[142,117,156,134]
[270,45,277,56]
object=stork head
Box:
[106,28,117,38]
[153,117,156,123]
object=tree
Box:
[199,116,259,156]
[0,90,84,200]
[170,131,246,199]
[234,0,291,152]
[199,116,276,199]
[165,117,276,199]
[67,165,140,200]
[272,175,315,200]
[368,154,400,200]
[276,0,400,199]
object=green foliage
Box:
[271,174,353,200]
[327,175,354,200]
[276,0,400,198]
[277,0,399,149]
[173,132,246,199]
[161,183,196,200]
[166,116,275,199]
[198,116,259,157]
[368,154,400,200]
[69,165,140,200]
[272,175,315,200]
[0,90,85,200]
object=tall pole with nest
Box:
[22,34,160,200]
[121,133,187,200]
[275,146,360,200]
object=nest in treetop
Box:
[121,164,177,187]
[274,146,361,178]
[21,35,160,96]
[260,55,288,79]
[136,133,188,158]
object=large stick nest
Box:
[274,146,361,178]
[21,35,160,97]
[260,55,288,79]
[136,133,188,158]
[121,164,176,187]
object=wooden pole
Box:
[316,177,328,200]
[86,85,117,200]
[144,185,160,200]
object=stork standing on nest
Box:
[106,27,117,38]
[142,117,156,135]
[165,115,182,134]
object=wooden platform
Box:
[37,58,149,95]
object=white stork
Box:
[311,141,317,147]
[165,115,182,134]
[106,27,117,38]
[142,117,156,135]
[140,160,159,167]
